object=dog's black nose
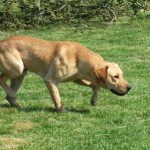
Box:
[127,85,131,91]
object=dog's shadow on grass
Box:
[24,106,56,113]
[0,103,12,108]
[67,107,90,114]
[0,103,55,112]
[0,103,90,114]
[23,106,90,114]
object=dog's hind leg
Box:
[0,52,24,108]
[0,75,21,108]
[74,79,100,106]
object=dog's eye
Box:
[114,75,119,79]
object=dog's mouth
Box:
[110,89,126,96]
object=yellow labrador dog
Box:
[0,36,131,111]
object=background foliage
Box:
[0,0,149,30]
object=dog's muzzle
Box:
[111,85,131,96]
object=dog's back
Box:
[0,35,104,80]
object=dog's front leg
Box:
[45,80,64,112]
[90,87,100,106]
[74,79,100,106]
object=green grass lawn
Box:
[0,17,150,150]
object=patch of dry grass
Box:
[0,136,26,149]
[13,120,37,131]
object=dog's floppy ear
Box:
[94,66,108,83]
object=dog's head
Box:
[95,63,131,96]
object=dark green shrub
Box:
[0,0,149,30]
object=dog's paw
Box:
[6,95,22,110]
[91,100,96,106]
[56,106,67,113]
